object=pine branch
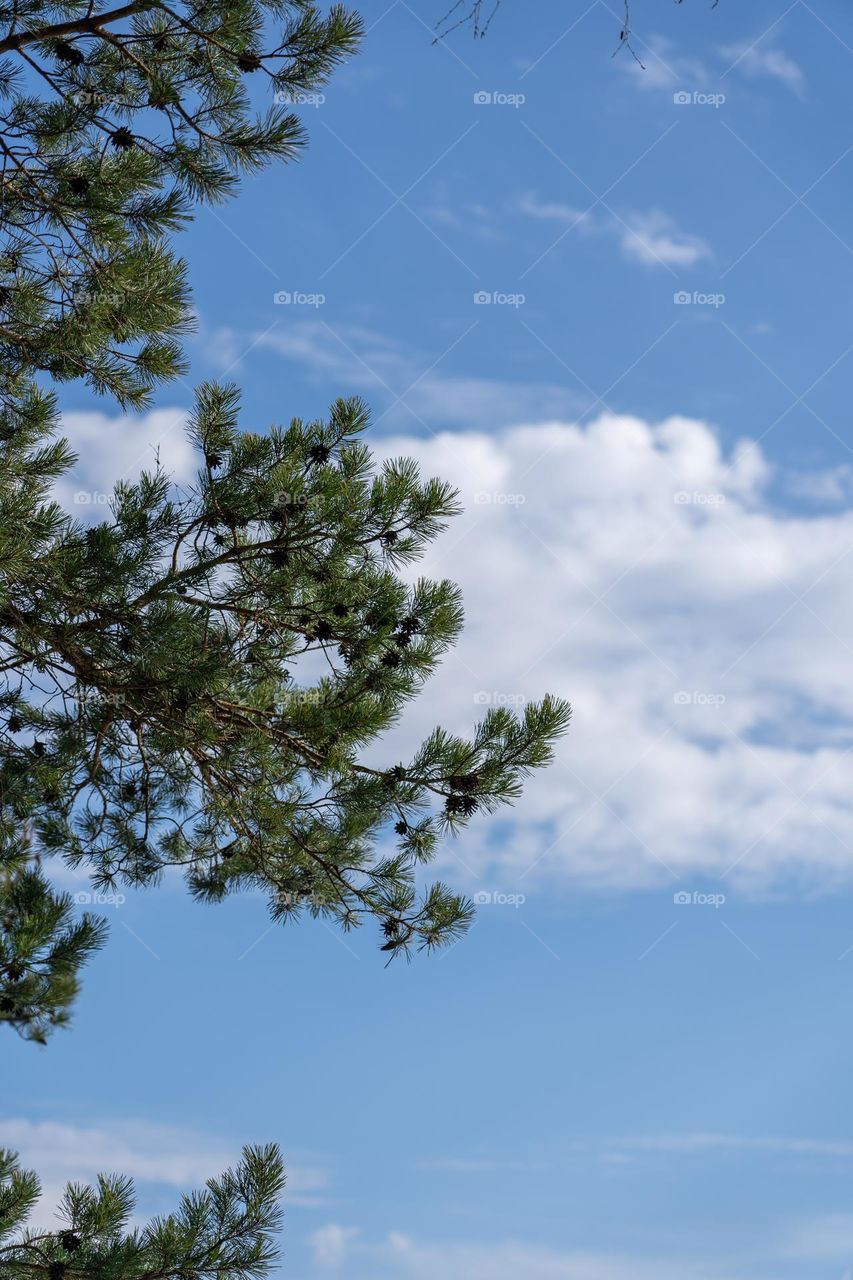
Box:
[0,380,571,1034]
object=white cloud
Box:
[621,33,805,99]
[45,403,853,899]
[785,1213,853,1259]
[721,42,806,97]
[343,1231,738,1280]
[0,1119,328,1227]
[421,1133,853,1174]
[618,211,712,268]
[250,322,587,430]
[359,412,853,898]
[620,36,710,91]
[56,406,195,518]
[310,1223,360,1267]
[607,1133,853,1160]
[0,1118,235,1187]
[517,193,593,228]
[516,198,711,271]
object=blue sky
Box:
[10,1,853,1277]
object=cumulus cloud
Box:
[56,405,196,518]
[360,412,853,898]
[48,403,853,899]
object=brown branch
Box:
[0,2,158,55]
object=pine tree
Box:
[0,1143,287,1280]
[0,379,571,1039]
[0,1,362,406]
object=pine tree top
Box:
[0,1,362,405]
[0,1143,287,1279]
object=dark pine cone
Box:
[445,793,478,817]
[55,41,84,65]
[448,771,479,792]
[307,444,330,466]
[236,51,262,72]
[110,127,135,150]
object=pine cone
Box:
[236,52,262,72]
[55,41,84,65]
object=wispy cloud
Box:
[517,193,594,229]
[248,322,587,430]
[311,1223,360,1268]
[309,1229,749,1280]
[516,196,712,270]
[620,35,711,92]
[607,1133,853,1159]
[618,210,712,268]
[721,42,806,97]
[0,1119,329,1227]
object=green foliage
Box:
[0,379,571,1035]
[0,1144,286,1280]
[0,856,107,1043]
[0,1,361,405]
